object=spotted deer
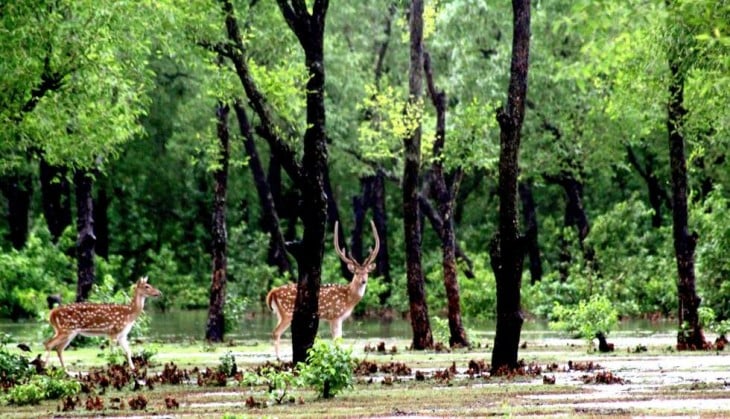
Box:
[44,276,161,370]
[266,220,380,358]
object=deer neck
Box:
[348,277,367,302]
[129,290,148,318]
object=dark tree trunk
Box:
[519,182,542,284]
[275,0,330,364]
[74,169,96,302]
[667,54,705,350]
[490,0,530,374]
[545,171,597,271]
[94,184,110,259]
[370,172,392,301]
[423,51,468,348]
[404,0,433,350]
[233,100,293,278]
[39,159,72,242]
[627,146,671,228]
[1,172,32,249]
[206,102,231,343]
[352,172,393,305]
[324,166,350,279]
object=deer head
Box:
[334,219,380,298]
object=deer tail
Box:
[266,289,275,311]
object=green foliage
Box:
[693,189,730,319]
[257,367,299,405]
[0,222,75,319]
[297,339,355,399]
[0,335,34,384]
[697,307,730,339]
[549,294,619,346]
[4,374,81,406]
[146,245,206,310]
[218,351,237,376]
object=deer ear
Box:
[347,263,357,273]
[140,276,148,284]
[366,263,376,273]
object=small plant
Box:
[549,294,618,350]
[4,374,81,405]
[298,338,355,399]
[0,337,34,385]
[698,307,730,342]
[259,367,298,405]
[431,316,450,344]
[218,351,237,376]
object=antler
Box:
[334,220,354,264]
[363,220,380,266]
[333,220,380,266]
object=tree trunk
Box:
[490,0,530,374]
[404,0,433,350]
[667,55,705,350]
[519,182,542,284]
[74,169,96,302]
[232,100,293,278]
[274,0,330,364]
[94,183,110,259]
[352,172,393,305]
[626,146,671,228]
[206,102,230,342]
[1,172,32,250]
[39,159,72,242]
[423,51,468,348]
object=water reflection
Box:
[1,309,677,342]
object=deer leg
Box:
[271,312,291,359]
[116,334,134,369]
[45,331,73,369]
[330,319,343,340]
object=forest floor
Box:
[2,331,729,418]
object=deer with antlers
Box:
[266,220,380,358]
[44,276,161,370]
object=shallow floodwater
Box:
[0,308,678,343]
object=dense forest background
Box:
[1,0,728,345]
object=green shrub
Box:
[298,339,354,399]
[549,294,618,347]
[4,374,80,405]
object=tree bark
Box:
[490,0,530,374]
[626,146,671,228]
[519,182,542,284]
[1,172,32,249]
[74,169,96,302]
[667,51,705,350]
[404,0,433,350]
[423,51,468,348]
[206,102,230,342]
[39,159,72,243]
[232,100,292,278]
[93,183,110,259]
[275,0,330,364]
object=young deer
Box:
[266,220,380,358]
[44,276,161,370]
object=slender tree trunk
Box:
[206,102,230,342]
[74,169,96,302]
[1,172,32,250]
[490,0,530,374]
[424,51,468,348]
[519,182,542,283]
[39,159,72,242]
[667,55,705,350]
[370,171,392,303]
[233,100,292,278]
[626,146,671,228]
[404,0,433,350]
[94,184,110,259]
